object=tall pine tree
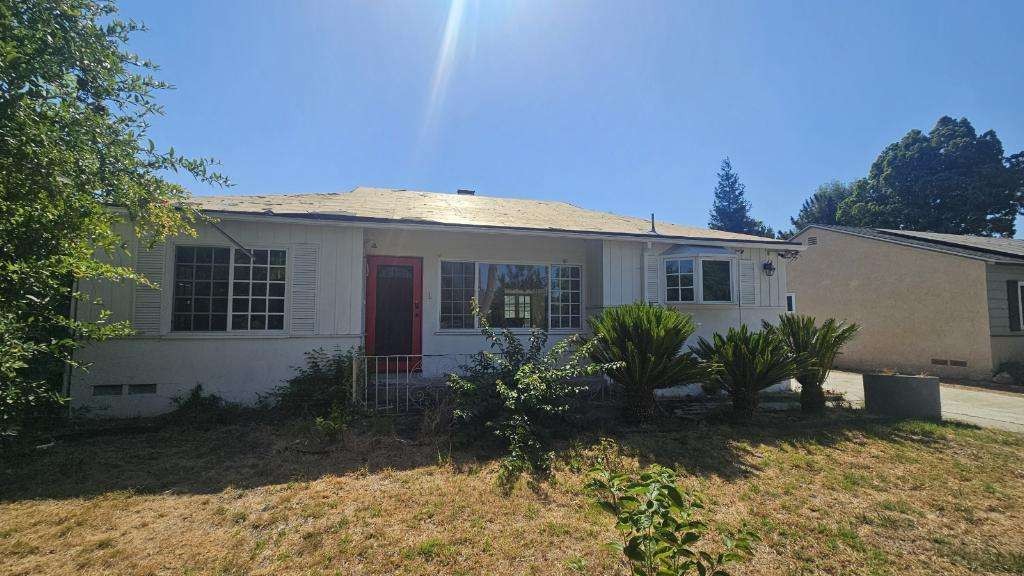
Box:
[708,158,773,237]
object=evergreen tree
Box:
[836,116,1022,236]
[779,180,853,237]
[708,158,772,237]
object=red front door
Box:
[365,256,422,360]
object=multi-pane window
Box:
[232,249,287,330]
[664,257,734,304]
[440,261,475,329]
[665,258,695,302]
[172,246,286,332]
[701,259,733,302]
[550,265,581,329]
[173,246,230,331]
[439,261,582,330]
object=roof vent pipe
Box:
[650,213,657,234]
[456,189,475,195]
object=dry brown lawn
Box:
[2,408,1023,576]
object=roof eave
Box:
[798,224,1019,263]
[201,209,804,250]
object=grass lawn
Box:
[2,407,1023,576]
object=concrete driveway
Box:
[825,370,1024,433]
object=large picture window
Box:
[479,263,548,328]
[439,261,582,330]
[173,245,286,332]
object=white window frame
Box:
[664,258,696,303]
[663,255,737,304]
[437,260,584,333]
[169,243,290,334]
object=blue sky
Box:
[122,0,1024,233]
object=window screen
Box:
[172,246,286,332]
[173,246,230,331]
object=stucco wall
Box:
[790,227,993,379]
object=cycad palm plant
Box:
[690,325,800,417]
[766,314,859,413]
[588,303,701,421]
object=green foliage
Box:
[835,116,1023,236]
[449,302,609,488]
[270,347,355,418]
[691,325,802,416]
[766,315,859,413]
[708,158,774,238]
[166,385,241,428]
[0,0,228,431]
[588,303,701,421]
[314,403,350,440]
[587,463,758,576]
[995,361,1024,386]
[781,180,853,238]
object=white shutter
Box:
[739,260,756,306]
[133,242,166,335]
[290,244,319,335]
[643,252,660,304]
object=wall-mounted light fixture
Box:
[762,259,776,277]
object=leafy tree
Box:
[0,0,227,431]
[587,303,701,422]
[765,315,858,413]
[708,158,773,237]
[836,116,1022,236]
[781,180,853,237]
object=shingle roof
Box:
[195,187,797,245]
[878,229,1024,259]
[805,225,1024,263]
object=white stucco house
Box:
[71,187,801,416]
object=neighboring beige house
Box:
[790,225,1024,380]
[72,187,800,416]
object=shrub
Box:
[587,463,758,575]
[270,347,355,418]
[588,303,701,421]
[166,385,242,427]
[766,314,858,413]
[691,325,801,416]
[996,361,1024,385]
[449,303,610,488]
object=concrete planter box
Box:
[863,374,941,420]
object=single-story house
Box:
[71,187,801,416]
[789,225,1024,380]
